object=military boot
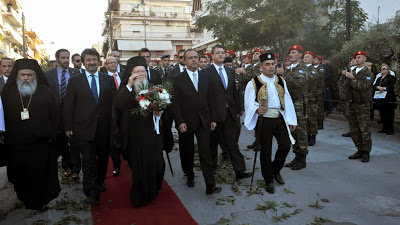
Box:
[318,122,323,130]
[348,151,363,160]
[308,135,316,146]
[291,155,306,170]
[361,152,370,163]
[285,154,299,168]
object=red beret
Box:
[353,51,367,58]
[288,45,303,53]
[252,49,264,54]
[204,53,212,57]
[225,50,236,58]
[244,54,252,59]
[316,55,323,61]
[274,53,279,58]
[285,57,291,61]
[153,60,159,63]
[174,54,178,57]
[304,51,315,58]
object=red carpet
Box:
[91,157,197,225]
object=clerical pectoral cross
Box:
[21,108,30,120]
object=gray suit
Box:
[44,67,80,172]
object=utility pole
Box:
[143,4,147,48]
[377,6,380,24]
[108,2,113,54]
[345,0,351,41]
[22,12,26,58]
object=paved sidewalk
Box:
[1,114,399,225]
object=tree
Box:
[195,0,317,52]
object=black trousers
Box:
[162,106,174,153]
[111,147,122,169]
[379,103,395,132]
[56,130,81,173]
[259,117,291,183]
[178,124,215,187]
[73,133,109,199]
[210,108,246,173]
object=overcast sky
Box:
[19,0,400,61]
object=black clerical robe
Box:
[2,84,60,209]
[113,86,165,206]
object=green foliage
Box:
[283,188,295,195]
[311,216,332,225]
[309,200,324,209]
[216,196,236,206]
[216,217,230,224]
[255,201,278,212]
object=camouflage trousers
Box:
[292,106,308,156]
[349,108,372,152]
[317,89,325,125]
[307,100,318,136]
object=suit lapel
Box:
[98,73,107,103]
[81,74,97,104]
[183,71,197,93]
[211,66,226,90]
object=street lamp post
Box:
[133,3,147,48]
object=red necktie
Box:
[113,74,119,90]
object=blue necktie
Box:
[90,75,98,104]
[218,67,227,89]
[60,69,67,102]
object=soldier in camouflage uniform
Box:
[313,56,325,130]
[245,49,264,150]
[343,51,374,163]
[277,45,309,170]
[303,51,319,146]
[157,54,172,82]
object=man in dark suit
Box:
[100,51,125,75]
[45,49,80,179]
[168,49,186,77]
[138,48,162,85]
[0,58,13,93]
[173,49,221,195]
[104,56,123,176]
[71,53,85,73]
[64,48,117,205]
[200,44,252,179]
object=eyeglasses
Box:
[73,60,81,62]
[179,56,183,59]
[381,68,388,70]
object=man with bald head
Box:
[100,51,126,75]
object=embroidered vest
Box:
[252,75,285,110]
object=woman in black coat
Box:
[373,65,397,135]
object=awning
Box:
[117,40,172,51]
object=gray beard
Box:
[17,79,37,97]
[134,78,149,93]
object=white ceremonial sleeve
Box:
[244,81,259,130]
[282,80,297,126]
[0,96,4,132]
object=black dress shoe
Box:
[186,178,195,188]
[273,173,285,185]
[308,135,316,146]
[99,183,106,192]
[206,185,222,195]
[378,129,387,133]
[247,141,257,149]
[83,197,100,205]
[285,156,298,168]
[349,151,363,160]
[265,183,275,194]
[112,167,120,176]
[342,132,351,137]
[291,155,306,170]
[361,153,370,163]
[235,171,252,180]
[27,205,49,211]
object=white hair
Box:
[17,78,37,96]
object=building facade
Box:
[102,0,203,64]
[0,0,24,59]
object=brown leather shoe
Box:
[206,185,222,195]
[63,168,72,177]
[71,172,80,180]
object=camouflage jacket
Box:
[306,65,318,101]
[282,62,309,114]
[158,65,172,81]
[343,66,374,109]
[243,62,262,87]
[315,65,325,90]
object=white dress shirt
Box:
[0,96,5,132]
[212,63,228,88]
[186,69,199,91]
[179,64,187,73]
[85,71,100,97]
[107,71,121,85]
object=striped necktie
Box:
[60,69,67,102]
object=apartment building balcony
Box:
[4,27,23,46]
[111,10,191,22]
[6,6,22,27]
[113,30,198,41]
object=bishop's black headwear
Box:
[119,56,148,89]
[1,58,48,96]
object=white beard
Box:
[17,79,37,97]
[134,78,149,93]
